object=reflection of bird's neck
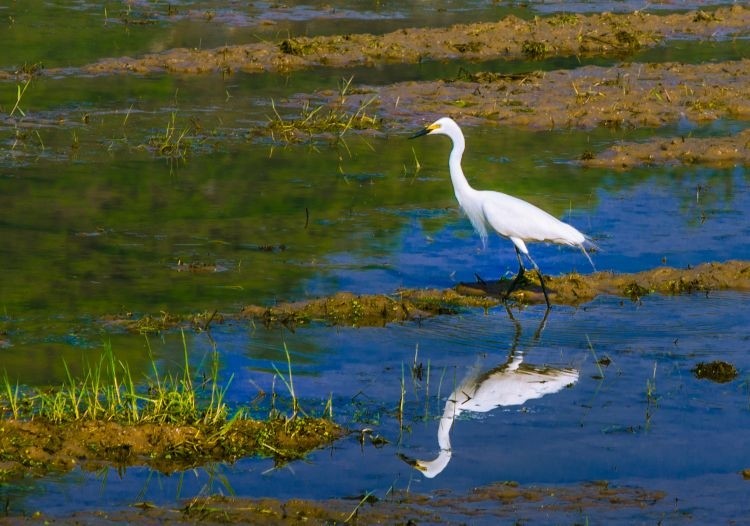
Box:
[437,397,459,451]
[413,397,457,478]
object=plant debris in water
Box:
[581,128,750,169]
[239,260,750,327]
[691,360,739,383]
[265,79,380,144]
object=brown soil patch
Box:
[582,128,750,168]
[0,417,341,480]
[239,289,496,328]
[24,481,665,524]
[462,259,750,305]
[312,58,750,132]
[234,260,750,328]
[105,261,750,332]
[35,6,743,78]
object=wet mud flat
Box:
[97,260,750,332]
[28,481,668,525]
[303,57,750,164]
[0,417,341,481]
[177,260,750,329]
[16,5,746,78]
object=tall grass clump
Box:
[1,333,231,425]
[266,76,380,144]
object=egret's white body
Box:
[411,117,594,307]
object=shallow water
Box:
[4,294,750,522]
[1,1,750,523]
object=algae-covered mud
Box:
[1,1,749,524]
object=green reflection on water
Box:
[1,1,746,388]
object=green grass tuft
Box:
[1,335,231,425]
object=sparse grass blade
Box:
[271,342,299,419]
[266,81,380,145]
[2,371,21,419]
[587,335,605,379]
[344,490,375,523]
[10,78,31,118]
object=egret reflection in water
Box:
[401,310,579,478]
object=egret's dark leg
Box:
[533,302,551,340]
[503,247,527,301]
[525,252,551,309]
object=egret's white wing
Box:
[479,191,585,246]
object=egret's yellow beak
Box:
[397,453,427,471]
[409,122,440,139]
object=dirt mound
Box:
[0,417,341,480]
[236,261,750,328]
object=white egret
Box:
[410,117,595,308]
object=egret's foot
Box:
[503,269,552,308]
[503,268,528,301]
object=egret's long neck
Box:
[446,127,489,244]
[448,132,473,199]
[437,397,460,451]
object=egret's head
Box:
[409,117,460,139]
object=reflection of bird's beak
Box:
[409,127,430,139]
[397,453,426,471]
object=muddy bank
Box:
[306,58,750,133]
[0,417,341,480]
[1,6,743,80]
[582,128,750,168]
[103,260,750,333]
[17,481,669,524]
[236,260,750,327]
